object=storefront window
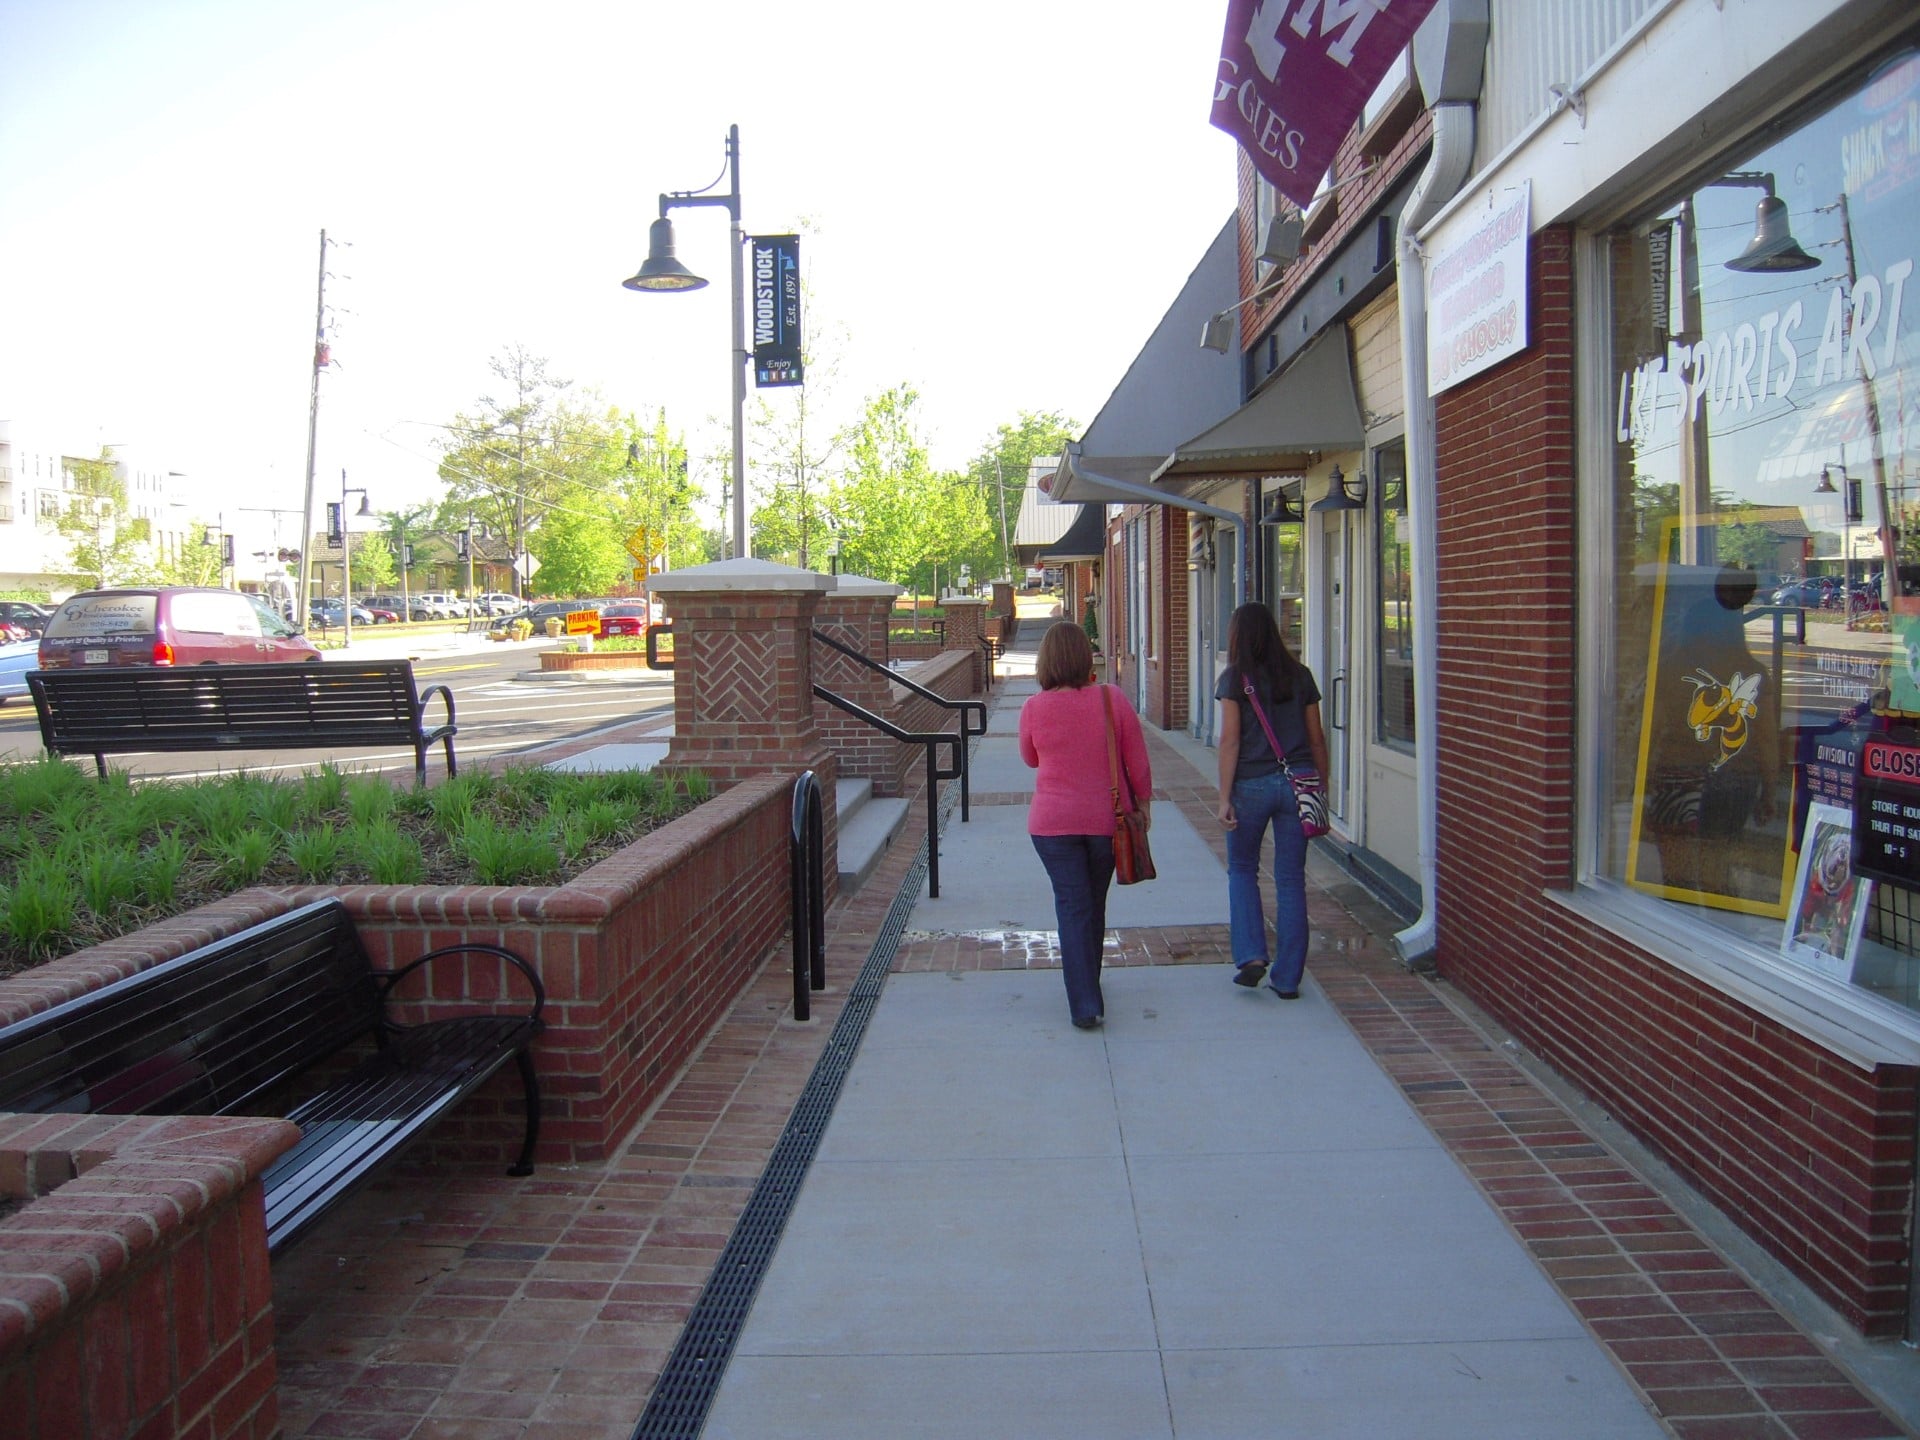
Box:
[1261,480,1306,656]
[1374,440,1414,747]
[1602,51,1920,1013]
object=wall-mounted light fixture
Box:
[1257,214,1304,267]
[1259,485,1306,525]
[1718,171,1820,273]
[1308,464,1367,513]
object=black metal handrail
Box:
[789,771,826,1021]
[813,685,962,898]
[811,627,985,821]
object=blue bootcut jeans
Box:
[1227,770,1309,994]
[1030,833,1115,1024]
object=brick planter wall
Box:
[1431,225,1920,1335]
[538,649,657,671]
[0,773,800,1169]
[0,1112,297,1440]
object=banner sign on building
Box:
[1210,0,1438,210]
[1426,179,1531,395]
[751,234,803,388]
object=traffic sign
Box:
[565,609,600,635]
[624,527,653,563]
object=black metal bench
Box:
[27,659,458,784]
[0,898,544,1256]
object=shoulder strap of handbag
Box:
[1102,684,1135,813]
[1242,675,1305,786]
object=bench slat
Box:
[28,661,457,783]
[0,899,542,1258]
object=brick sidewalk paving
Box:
[267,721,1916,1439]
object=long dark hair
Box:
[1226,602,1301,703]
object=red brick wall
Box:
[1432,226,1920,1335]
[0,1113,295,1440]
[0,776,806,1170]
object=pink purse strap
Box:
[1242,676,1312,788]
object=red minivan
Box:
[37,588,323,668]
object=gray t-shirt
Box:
[1216,664,1321,778]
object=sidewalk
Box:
[268,615,1920,1439]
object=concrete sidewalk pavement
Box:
[267,610,1920,1439]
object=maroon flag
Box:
[1212,0,1437,209]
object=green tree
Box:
[56,448,154,588]
[834,387,994,599]
[436,345,575,588]
[966,410,1077,580]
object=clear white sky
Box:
[0,0,1238,528]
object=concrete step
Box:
[835,779,909,894]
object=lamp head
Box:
[1200,311,1234,353]
[1815,465,1838,494]
[623,217,709,291]
[1257,214,1303,267]
[354,494,373,517]
[1725,195,1820,273]
[1259,487,1305,525]
[1308,464,1367,513]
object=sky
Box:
[0,0,1239,535]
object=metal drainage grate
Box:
[629,834,932,1439]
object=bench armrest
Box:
[374,942,546,1026]
[418,682,457,741]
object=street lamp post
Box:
[622,124,748,562]
[339,470,372,648]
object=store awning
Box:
[1151,329,1365,485]
[1044,215,1243,505]
[1037,505,1106,562]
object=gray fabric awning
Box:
[1036,505,1106,562]
[1044,215,1243,505]
[1151,329,1365,485]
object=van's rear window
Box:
[43,594,158,638]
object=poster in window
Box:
[1627,519,1794,917]
[1781,802,1872,981]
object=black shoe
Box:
[1233,961,1268,988]
[1072,1016,1101,1030]
[1269,987,1300,1000]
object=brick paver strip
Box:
[266,716,1915,1439]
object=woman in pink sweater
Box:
[1018,621,1152,1029]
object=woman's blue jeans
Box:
[1227,771,1309,993]
[1031,833,1114,1024]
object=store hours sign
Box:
[1854,736,1920,886]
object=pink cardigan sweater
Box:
[1019,684,1152,836]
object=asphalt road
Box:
[0,642,674,782]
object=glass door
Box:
[1319,512,1352,827]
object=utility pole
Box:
[296,230,329,626]
[994,457,1011,581]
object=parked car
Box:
[597,601,659,638]
[360,604,401,624]
[39,587,322,668]
[365,594,434,622]
[474,592,521,616]
[0,638,37,705]
[413,592,464,619]
[310,600,376,627]
[0,601,51,637]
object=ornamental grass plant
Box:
[0,757,711,976]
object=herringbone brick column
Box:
[815,574,906,793]
[648,559,838,798]
[940,595,988,691]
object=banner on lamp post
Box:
[751,234,803,388]
[1210,0,1438,210]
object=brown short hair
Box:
[1036,620,1095,690]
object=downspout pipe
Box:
[1065,443,1250,746]
[1391,100,1477,972]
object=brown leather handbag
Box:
[1103,686,1156,884]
